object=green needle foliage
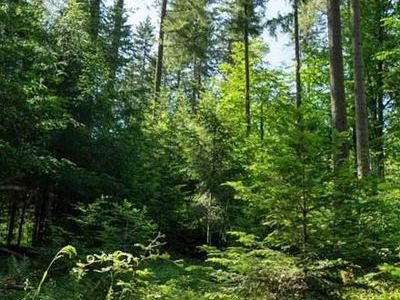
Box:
[1,0,400,299]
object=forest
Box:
[1,0,400,299]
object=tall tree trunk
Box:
[327,0,348,172]
[154,0,168,102]
[294,0,307,254]
[7,196,17,246]
[351,0,370,179]
[31,192,40,246]
[375,0,385,180]
[89,0,101,40]
[191,55,198,113]
[176,69,181,90]
[34,188,49,246]
[244,3,251,134]
[260,99,264,142]
[17,195,28,246]
[376,59,385,179]
[294,0,302,109]
[109,0,124,81]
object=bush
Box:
[72,196,156,253]
[201,232,355,300]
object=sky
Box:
[124,0,293,69]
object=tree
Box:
[244,1,251,134]
[363,0,394,180]
[327,0,348,172]
[89,0,102,40]
[219,0,267,133]
[154,0,168,102]
[294,0,302,109]
[132,18,155,84]
[164,0,213,112]
[107,0,129,82]
[350,0,370,179]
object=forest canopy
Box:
[1,0,400,299]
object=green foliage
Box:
[1,0,400,299]
[201,232,353,299]
[72,197,156,253]
[32,245,77,300]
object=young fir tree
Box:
[164,0,213,112]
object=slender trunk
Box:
[301,196,308,254]
[32,192,40,246]
[207,193,212,246]
[154,0,168,102]
[244,3,251,134]
[260,99,264,142]
[141,49,146,78]
[17,195,28,246]
[89,0,101,40]
[206,221,211,246]
[376,61,385,179]
[327,0,348,172]
[295,0,307,254]
[351,0,370,179]
[7,197,17,246]
[375,0,385,180]
[37,189,49,246]
[176,69,181,89]
[294,0,302,109]
[191,55,197,113]
[109,0,124,81]
[198,61,202,99]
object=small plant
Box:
[72,197,156,253]
[32,245,77,300]
[71,232,168,299]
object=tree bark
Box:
[17,195,28,246]
[37,189,49,246]
[294,0,302,109]
[327,0,348,172]
[375,0,385,180]
[31,193,40,246]
[7,197,17,246]
[260,99,264,142]
[154,0,168,102]
[376,59,385,180]
[244,3,251,134]
[351,0,370,179]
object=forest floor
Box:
[1,252,400,300]
[0,253,216,300]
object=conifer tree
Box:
[350,0,370,179]
[154,0,168,102]
[164,0,213,112]
[219,0,266,133]
[327,0,348,172]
